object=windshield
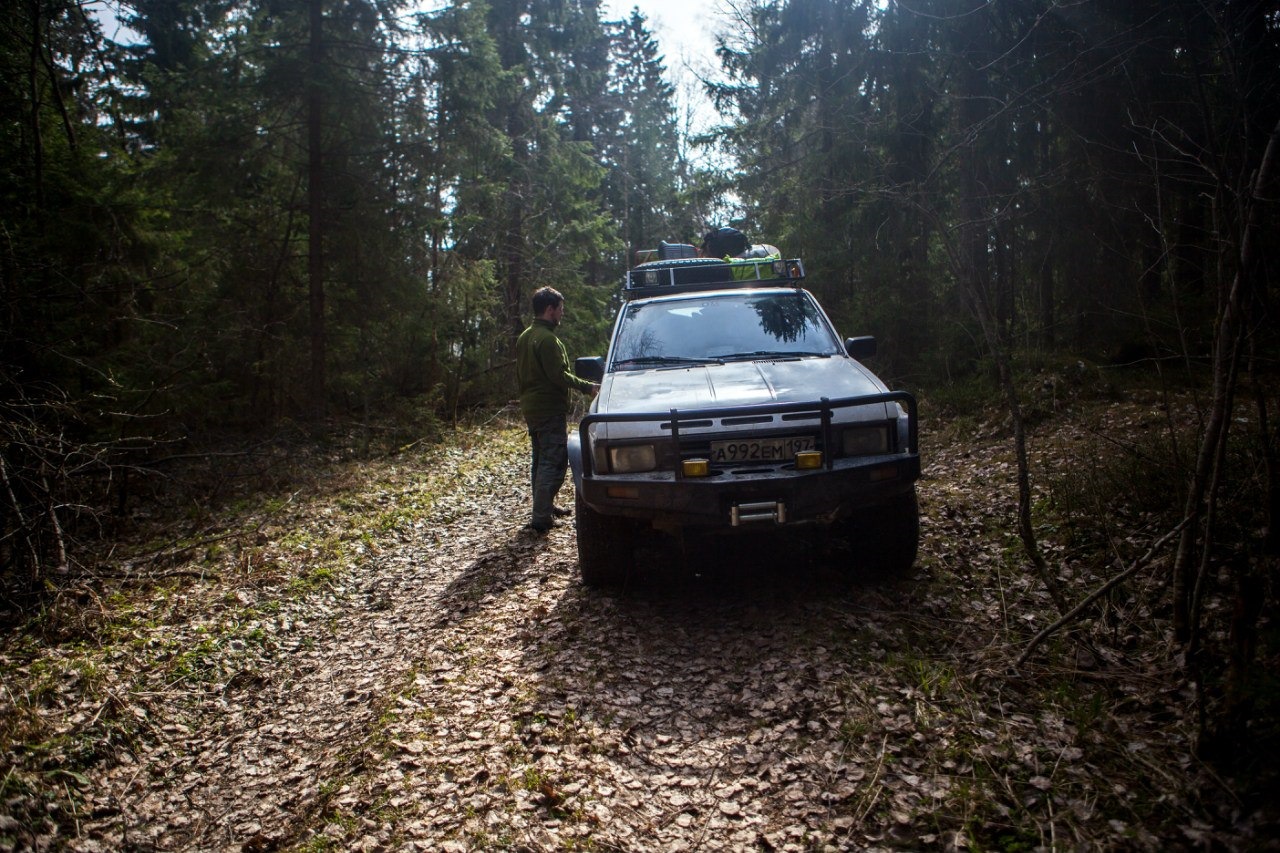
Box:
[611,292,841,368]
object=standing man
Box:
[516,287,598,534]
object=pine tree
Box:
[602,10,688,262]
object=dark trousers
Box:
[526,414,568,526]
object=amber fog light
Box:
[795,450,823,470]
[682,458,710,477]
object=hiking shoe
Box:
[523,520,557,534]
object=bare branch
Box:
[1016,518,1192,669]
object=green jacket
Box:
[516,318,594,419]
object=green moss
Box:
[171,635,220,682]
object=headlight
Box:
[608,444,658,473]
[841,425,890,456]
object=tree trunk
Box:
[27,0,45,235]
[1173,118,1280,642]
[307,0,327,418]
[952,8,1066,614]
[503,97,529,348]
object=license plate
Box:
[709,435,815,463]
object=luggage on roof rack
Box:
[633,241,699,264]
[623,256,805,299]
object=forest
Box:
[2,0,1279,847]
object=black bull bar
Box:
[577,391,918,478]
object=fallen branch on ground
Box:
[1015,518,1191,669]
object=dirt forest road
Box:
[5,410,1249,851]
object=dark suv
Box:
[568,253,920,586]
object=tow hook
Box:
[731,501,787,526]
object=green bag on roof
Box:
[728,244,782,280]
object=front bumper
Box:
[578,455,919,530]
[574,391,920,531]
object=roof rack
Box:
[623,257,806,300]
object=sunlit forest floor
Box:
[1,385,1276,851]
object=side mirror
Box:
[845,336,877,359]
[575,356,605,382]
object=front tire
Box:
[575,490,636,587]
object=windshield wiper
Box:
[719,350,830,361]
[613,355,725,368]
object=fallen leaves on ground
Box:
[0,404,1270,851]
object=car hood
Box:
[588,357,892,442]
[600,356,885,412]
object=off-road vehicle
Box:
[568,248,920,586]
